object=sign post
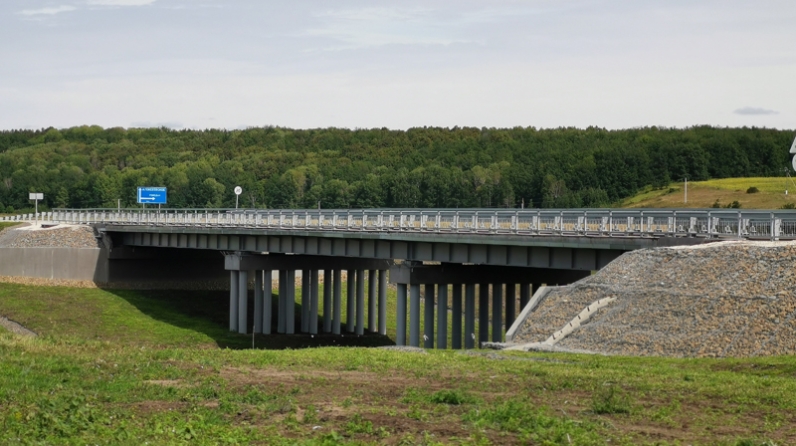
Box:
[234,186,242,209]
[29,193,43,226]
[137,187,167,209]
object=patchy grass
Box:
[0,222,22,231]
[622,177,796,209]
[0,283,795,444]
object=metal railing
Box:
[4,208,796,240]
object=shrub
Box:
[780,202,796,210]
[746,186,760,194]
[712,199,721,208]
[724,201,742,209]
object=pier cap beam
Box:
[389,263,590,285]
[225,253,392,271]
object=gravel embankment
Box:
[0,224,100,248]
[511,241,796,358]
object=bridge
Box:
[4,208,795,349]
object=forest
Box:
[0,125,792,212]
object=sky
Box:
[1,0,794,131]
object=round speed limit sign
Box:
[234,186,242,195]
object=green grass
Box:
[0,222,22,231]
[1,283,795,444]
[622,177,796,209]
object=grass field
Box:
[0,284,794,445]
[621,177,796,209]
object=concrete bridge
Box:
[5,208,795,349]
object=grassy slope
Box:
[0,284,794,445]
[622,177,796,209]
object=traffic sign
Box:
[29,193,43,200]
[234,186,242,195]
[137,187,167,204]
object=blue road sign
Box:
[137,187,167,205]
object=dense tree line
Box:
[0,125,792,212]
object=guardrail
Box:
[4,208,796,240]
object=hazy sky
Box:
[2,0,794,130]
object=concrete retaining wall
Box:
[0,248,108,281]
[0,246,228,287]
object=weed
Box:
[747,186,760,194]
[319,430,345,444]
[591,384,631,415]
[429,389,474,405]
[464,399,603,443]
[407,405,427,421]
[303,404,318,424]
[345,413,373,434]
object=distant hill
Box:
[621,177,796,209]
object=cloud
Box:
[304,7,472,50]
[733,106,779,116]
[18,5,77,16]
[86,0,157,6]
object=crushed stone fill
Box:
[511,241,796,357]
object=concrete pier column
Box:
[229,270,239,332]
[238,270,248,334]
[492,284,503,342]
[333,269,342,335]
[310,270,319,334]
[519,283,531,310]
[263,270,272,334]
[254,270,264,334]
[409,284,421,347]
[396,283,407,346]
[356,270,365,336]
[368,270,377,332]
[378,270,387,335]
[424,284,435,348]
[285,270,295,334]
[277,270,285,334]
[347,270,356,333]
[465,284,476,349]
[437,285,448,349]
[301,270,310,333]
[506,283,516,328]
[276,269,285,333]
[451,284,462,349]
[478,283,489,344]
[323,270,332,333]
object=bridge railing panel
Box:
[42,208,796,241]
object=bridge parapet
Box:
[11,208,796,241]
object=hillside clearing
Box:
[622,177,796,209]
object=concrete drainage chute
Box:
[505,296,617,351]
